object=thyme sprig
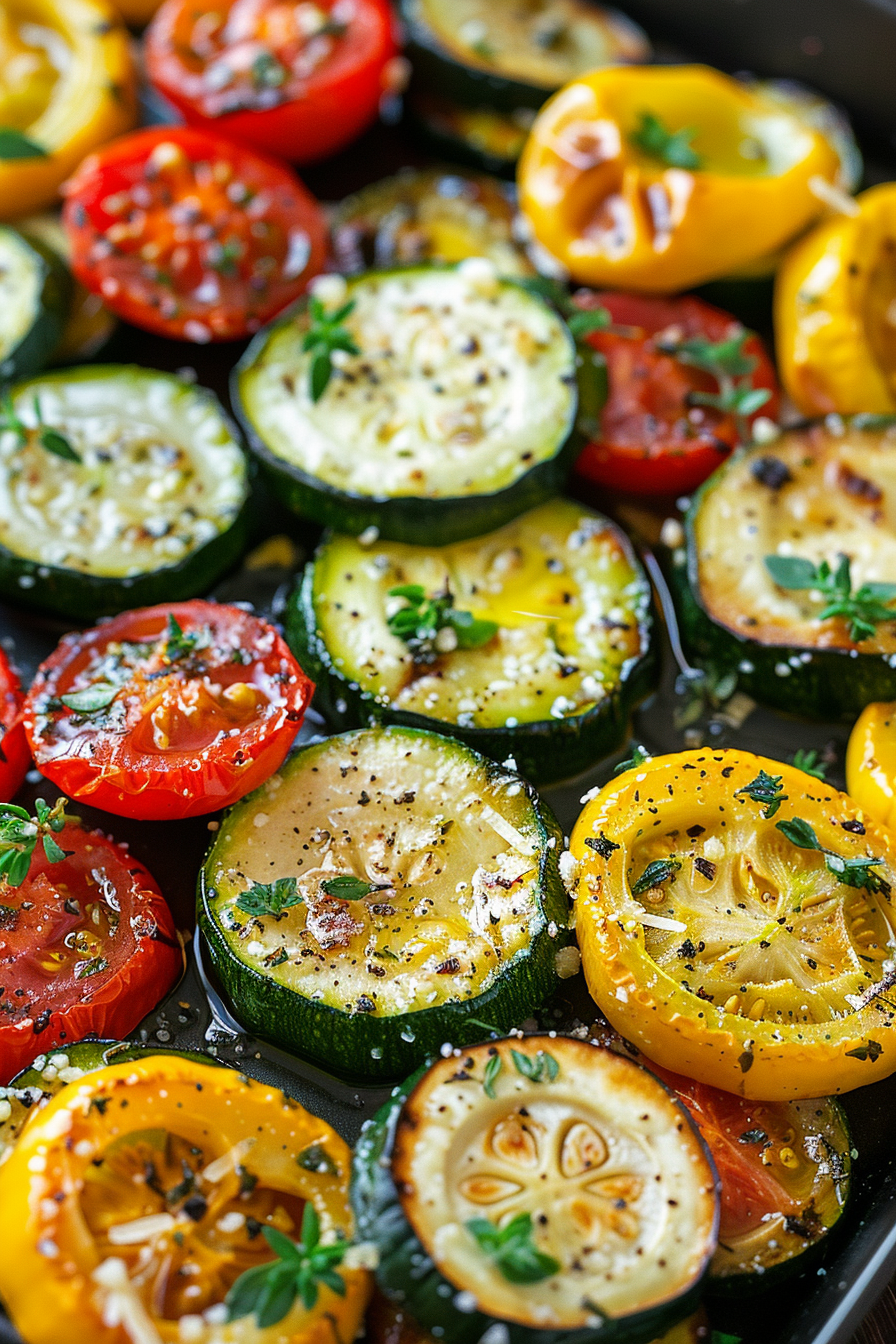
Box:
[764,553,896,643]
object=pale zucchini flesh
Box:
[237,266,576,502]
[0,227,45,374]
[0,366,247,578]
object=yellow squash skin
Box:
[571,748,896,1100]
[0,0,136,219]
[847,701,896,832]
[517,64,841,292]
[0,1054,370,1344]
[775,182,896,416]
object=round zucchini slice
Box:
[0,1040,220,1164]
[0,226,71,383]
[233,264,579,545]
[0,365,251,620]
[198,726,569,1080]
[18,212,117,363]
[407,93,537,178]
[330,169,533,277]
[673,417,896,720]
[351,1035,719,1344]
[286,499,657,785]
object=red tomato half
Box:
[0,649,30,803]
[23,601,314,821]
[573,292,781,495]
[62,126,327,342]
[146,0,398,164]
[0,821,182,1083]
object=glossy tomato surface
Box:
[146,0,398,164]
[574,292,780,495]
[23,601,314,820]
[62,126,327,342]
[0,822,182,1083]
[0,649,30,804]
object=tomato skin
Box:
[23,600,315,821]
[0,649,30,803]
[62,126,327,342]
[0,823,182,1084]
[146,0,398,164]
[573,292,781,496]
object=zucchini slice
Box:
[286,499,656,785]
[674,418,896,720]
[233,264,579,545]
[198,726,569,1080]
[19,212,117,363]
[351,1035,718,1344]
[407,94,537,178]
[0,226,70,383]
[0,365,250,620]
[330,169,533,276]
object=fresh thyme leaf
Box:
[584,832,619,859]
[0,127,47,158]
[510,1048,559,1083]
[0,797,74,888]
[38,427,81,463]
[655,329,771,438]
[792,748,828,780]
[1,395,81,461]
[76,955,108,979]
[482,1053,503,1098]
[237,877,303,917]
[775,816,822,850]
[614,743,652,774]
[226,1203,347,1327]
[319,875,389,901]
[467,1212,559,1285]
[163,614,200,661]
[0,391,26,443]
[296,1144,338,1175]
[630,110,702,170]
[631,856,681,896]
[735,769,787,819]
[775,817,889,895]
[764,552,896,643]
[302,294,360,403]
[58,683,119,713]
[566,308,611,339]
[387,584,497,663]
[251,50,287,88]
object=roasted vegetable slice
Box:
[352,1035,718,1344]
[199,726,568,1079]
[0,225,70,380]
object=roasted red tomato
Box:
[23,601,314,821]
[0,649,30,804]
[62,126,327,343]
[573,292,780,495]
[146,0,398,164]
[0,810,181,1083]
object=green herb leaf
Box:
[467,1212,560,1285]
[251,50,287,88]
[226,1202,347,1327]
[584,832,619,860]
[735,769,787,819]
[764,552,896,643]
[58,683,119,713]
[0,797,74,888]
[614,744,652,775]
[237,877,303,918]
[655,329,770,440]
[510,1048,560,1083]
[566,308,611,339]
[302,295,360,403]
[319,875,389,901]
[0,127,47,159]
[296,1144,338,1175]
[775,817,822,850]
[387,584,497,663]
[630,110,702,170]
[39,427,82,463]
[163,614,200,661]
[631,856,681,896]
[791,748,828,780]
[775,817,889,896]
[845,1040,883,1062]
[738,1128,768,1145]
[482,1053,503,1099]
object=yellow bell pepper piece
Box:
[517,64,842,292]
[775,182,896,416]
[846,700,896,832]
[0,0,136,220]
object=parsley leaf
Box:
[764,552,896,643]
[630,110,702,170]
[510,1048,559,1083]
[631,856,681,896]
[775,817,889,895]
[0,797,74,888]
[319,875,390,901]
[387,584,497,663]
[467,1212,559,1285]
[302,295,360,402]
[735,769,787,819]
[237,878,303,918]
[226,1203,347,1327]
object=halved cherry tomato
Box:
[23,600,314,820]
[0,648,30,803]
[573,292,780,495]
[146,0,398,164]
[62,126,327,342]
[0,819,181,1082]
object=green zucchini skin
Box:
[673,433,896,722]
[405,95,524,179]
[351,1067,704,1344]
[284,532,657,787]
[0,366,252,622]
[197,732,571,1082]
[232,269,581,546]
[0,228,71,383]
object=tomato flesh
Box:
[0,823,181,1083]
[23,600,315,821]
[146,0,398,163]
[63,126,327,342]
[573,292,781,495]
[0,648,29,804]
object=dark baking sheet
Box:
[5,6,896,1337]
